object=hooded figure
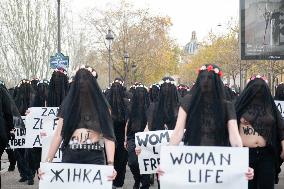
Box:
[34,80,49,107]
[150,77,180,131]
[14,79,36,185]
[125,85,150,189]
[106,78,129,188]
[149,84,160,103]
[235,76,284,188]
[177,84,189,97]
[47,69,69,107]
[275,83,284,100]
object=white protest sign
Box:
[41,136,62,162]
[25,107,59,148]
[275,100,284,118]
[135,130,173,174]
[160,146,248,189]
[8,116,26,149]
[39,162,113,189]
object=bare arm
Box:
[124,119,129,142]
[227,119,243,147]
[170,107,187,145]
[104,138,115,165]
[46,118,63,162]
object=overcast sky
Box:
[69,0,239,46]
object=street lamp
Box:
[124,52,130,86]
[106,29,114,85]
[57,0,61,53]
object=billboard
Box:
[240,0,284,60]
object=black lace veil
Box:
[60,67,115,147]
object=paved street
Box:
[1,151,284,189]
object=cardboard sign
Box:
[160,146,248,189]
[41,136,62,162]
[8,116,26,149]
[135,130,173,174]
[39,163,113,189]
[25,107,59,148]
[275,100,284,118]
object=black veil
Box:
[107,79,127,122]
[275,83,284,100]
[34,80,49,107]
[151,77,180,130]
[149,84,160,102]
[47,69,69,107]
[127,85,150,135]
[182,64,229,146]
[60,67,115,148]
[235,77,284,183]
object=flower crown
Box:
[18,79,31,87]
[159,79,176,86]
[150,83,160,90]
[134,84,148,90]
[54,67,67,75]
[79,65,98,78]
[197,65,223,77]
[248,75,268,83]
[111,79,124,86]
[38,79,49,85]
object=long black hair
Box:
[60,67,115,148]
[149,84,160,102]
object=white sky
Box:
[69,0,239,46]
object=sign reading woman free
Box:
[160,146,248,189]
[135,130,173,174]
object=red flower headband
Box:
[197,65,223,77]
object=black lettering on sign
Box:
[216,170,223,183]
[53,118,59,130]
[170,152,184,165]
[33,118,43,129]
[136,131,170,147]
[83,169,92,183]
[188,169,196,183]
[188,169,224,183]
[42,108,57,117]
[220,154,231,166]
[41,108,48,116]
[206,153,216,166]
[153,146,158,154]
[92,170,102,185]
[73,168,81,182]
[50,169,64,183]
[33,135,42,146]
[143,159,150,172]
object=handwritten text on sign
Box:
[39,163,113,189]
[160,146,248,189]
[135,130,173,174]
[8,116,26,148]
[25,107,59,148]
[275,100,284,118]
[41,136,62,162]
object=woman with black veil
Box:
[177,84,189,98]
[41,66,117,180]
[149,83,160,103]
[14,79,37,185]
[0,80,24,182]
[235,75,284,189]
[163,64,253,179]
[47,68,69,107]
[275,82,284,100]
[124,84,150,189]
[148,77,180,131]
[107,78,129,188]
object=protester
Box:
[235,75,284,189]
[125,84,150,189]
[275,82,284,100]
[40,66,117,180]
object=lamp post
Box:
[106,29,114,85]
[124,52,130,87]
[57,0,61,53]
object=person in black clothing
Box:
[0,80,24,183]
[163,64,253,180]
[40,66,117,180]
[235,75,284,189]
[148,77,179,131]
[47,68,68,107]
[125,84,150,189]
[107,78,129,188]
[177,84,189,97]
[14,79,36,185]
[275,82,284,100]
[149,84,160,103]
